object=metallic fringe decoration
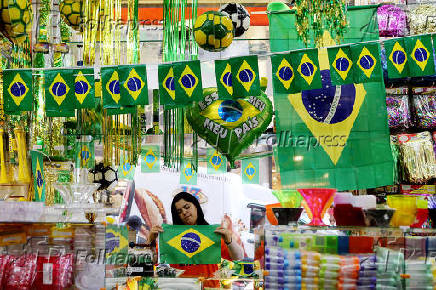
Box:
[162,0,198,169]
[399,133,436,184]
[295,0,348,47]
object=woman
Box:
[148,191,244,279]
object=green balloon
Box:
[187,90,273,167]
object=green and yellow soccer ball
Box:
[193,11,233,52]
[59,0,82,31]
[0,0,32,43]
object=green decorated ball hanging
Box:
[193,11,233,52]
[59,0,82,31]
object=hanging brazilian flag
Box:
[327,45,354,85]
[180,160,197,185]
[141,145,160,173]
[45,69,75,113]
[31,150,45,202]
[174,60,203,104]
[351,42,382,83]
[72,68,95,109]
[3,69,33,113]
[118,152,135,180]
[75,141,95,169]
[46,110,75,117]
[291,49,322,90]
[215,59,233,99]
[230,55,260,97]
[207,149,227,174]
[241,158,259,184]
[119,64,149,106]
[159,61,203,107]
[271,53,300,93]
[405,34,435,77]
[384,38,409,79]
[101,66,121,109]
[159,224,221,265]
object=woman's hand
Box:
[214,226,232,244]
[148,225,163,243]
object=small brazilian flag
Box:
[141,145,160,173]
[31,150,45,202]
[327,45,354,85]
[351,42,382,83]
[101,66,121,109]
[174,60,203,103]
[159,60,203,107]
[291,48,322,90]
[384,38,409,79]
[241,158,259,184]
[75,141,95,169]
[405,34,435,77]
[119,64,149,106]
[46,110,75,117]
[159,224,221,264]
[45,69,75,113]
[118,152,135,180]
[271,53,300,93]
[230,55,261,98]
[3,69,33,113]
[72,68,95,109]
[180,160,197,185]
[207,149,227,175]
[214,59,233,99]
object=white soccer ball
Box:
[218,3,250,37]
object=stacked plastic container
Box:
[357,255,377,288]
[264,247,302,290]
[376,247,404,289]
[405,262,434,289]
[301,251,320,289]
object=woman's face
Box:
[175,199,198,225]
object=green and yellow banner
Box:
[3,69,33,113]
[159,224,221,264]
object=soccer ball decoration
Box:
[0,0,32,43]
[193,11,233,52]
[59,0,82,31]
[219,3,250,38]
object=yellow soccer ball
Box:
[193,11,233,52]
[0,0,32,43]
[59,0,82,31]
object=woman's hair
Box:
[171,191,209,225]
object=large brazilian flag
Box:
[268,3,393,191]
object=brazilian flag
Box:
[158,63,176,106]
[31,150,45,202]
[384,38,409,79]
[351,42,382,83]
[119,64,149,106]
[207,149,227,175]
[174,60,203,104]
[45,69,75,113]
[241,158,260,184]
[118,151,135,180]
[72,68,95,109]
[75,141,95,169]
[101,66,121,109]
[180,160,197,185]
[159,224,221,264]
[3,69,33,113]
[230,55,260,98]
[141,145,160,173]
[215,59,233,99]
[405,34,435,77]
[271,53,300,93]
[327,45,354,85]
[291,48,322,90]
